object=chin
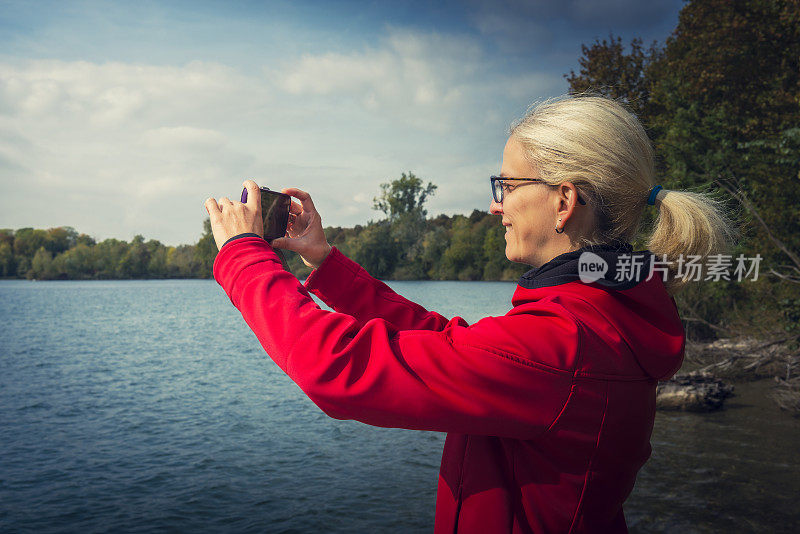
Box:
[506,250,536,267]
[504,249,525,265]
[505,244,531,266]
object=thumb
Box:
[270,236,296,251]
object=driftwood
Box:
[684,336,795,380]
[656,372,735,412]
[681,336,799,414]
[772,377,800,415]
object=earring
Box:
[555,219,564,234]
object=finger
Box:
[243,180,260,210]
[218,197,233,210]
[288,200,303,215]
[286,215,301,238]
[282,187,316,213]
[205,198,221,219]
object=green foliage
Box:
[0,242,15,277]
[13,228,50,258]
[437,216,484,281]
[0,229,13,247]
[565,0,800,339]
[53,243,95,279]
[167,245,202,278]
[565,34,662,120]
[780,298,800,334]
[352,221,398,279]
[0,168,527,282]
[2,219,219,280]
[46,227,78,254]
[93,239,125,278]
[15,256,30,278]
[118,235,150,278]
[30,247,53,280]
[482,224,508,280]
[373,172,437,222]
[194,219,217,278]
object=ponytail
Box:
[646,187,737,295]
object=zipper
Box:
[452,435,470,533]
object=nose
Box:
[489,197,503,215]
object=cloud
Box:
[1,59,262,125]
[466,0,682,55]
[0,59,263,243]
[274,28,483,133]
[0,28,562,245]
[141,126,228,151]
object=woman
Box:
[205,95,732,533]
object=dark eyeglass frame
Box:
[490,175,587,205]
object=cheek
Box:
[513,214,548,251]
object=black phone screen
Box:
[260,189,291,241]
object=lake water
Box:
[1,279,798,533]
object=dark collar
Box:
[518,241,653,290]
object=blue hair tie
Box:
[647,184,663,206]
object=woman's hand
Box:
[271,188,332,269]
[205,180,264,250]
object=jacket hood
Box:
[513,242,685,380]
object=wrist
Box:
[311,243,332,269]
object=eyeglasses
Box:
[490,175,587,205]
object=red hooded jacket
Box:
[213,237,685,533]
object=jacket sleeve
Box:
[214,237,577,439]
[303,246,451,331]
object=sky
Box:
[0,0,686,246]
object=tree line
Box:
[0,225,217,280]
[0,173,526,283]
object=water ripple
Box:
[1,280,798,533]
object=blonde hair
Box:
[510,94,736,295]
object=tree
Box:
[482,223,507,280]
[194,218,217,278]
[439,216,484,280]
[418,225,449,279]
[53,243,95,279]
[13,228,50,259]
[565,34,662,120]
[564,0,800,338]
[76,233,96,247]
[0,229,13,247]
[373,172,437,222]
[94,238,129,278]
[352,221,398,279]
[118,235,150,278]
[648,0,800,263]
[46,227,78,254]
[371,172,438,277]
[0,242,15,277]
[167,245,201,278]
[30,247,53,279]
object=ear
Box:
[555,182,581,227]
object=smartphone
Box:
[240,186,291,241]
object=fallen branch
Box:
[692,336,794,378]
[714,174,800,279]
